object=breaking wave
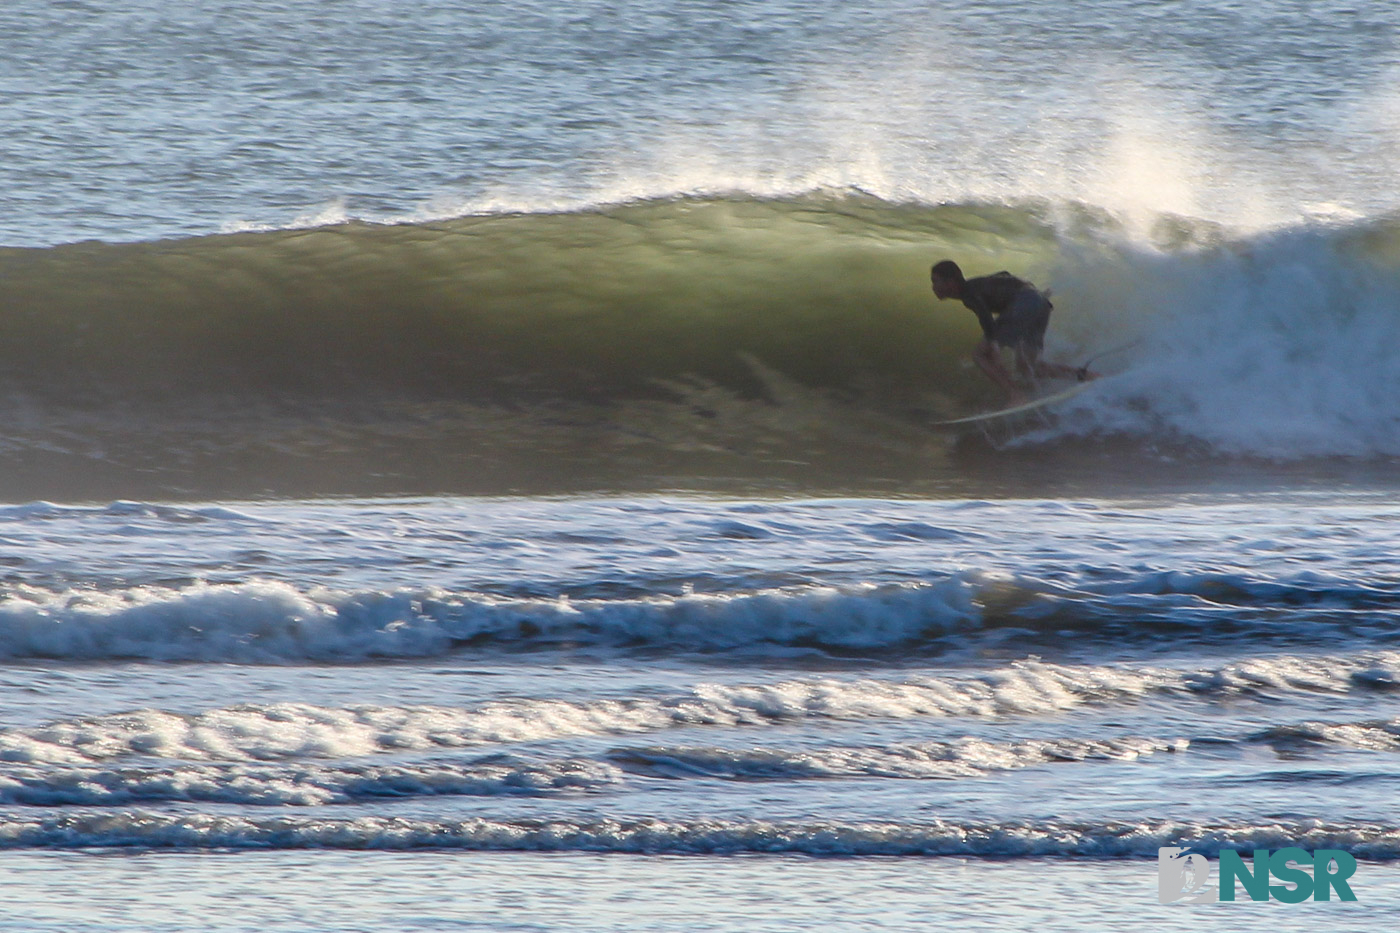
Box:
[609,736,1186,781]
[2,654,1394,764]
[0,570,1395,662]
[0,812,1396,857]
[1,192,1398,497]
[0,737,1189,807]
[0,757,620,807]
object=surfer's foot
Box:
[1075,366,1100,382]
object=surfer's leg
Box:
[1000,290,1048,362]
[1008,290,1093,381]
[1013,344,1038,379]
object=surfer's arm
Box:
[974,338,1025,403]
[965,299,997,341]
[975,312,997,340]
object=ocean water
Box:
[2,0,1400,929]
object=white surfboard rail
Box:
[934,379,1096,426]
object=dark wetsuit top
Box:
[958,272,1034,340]
[957,272,1052,350]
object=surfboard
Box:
[935,380,1095,426]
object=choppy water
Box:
[3,0,1400,929]
[0,493,1397,928]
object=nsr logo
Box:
[1158,846,1358,904]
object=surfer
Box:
[930,259,1091,403]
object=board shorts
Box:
[993,288,1052,351]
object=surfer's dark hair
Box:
[930,259,964,282]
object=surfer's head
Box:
[930,260,964,300]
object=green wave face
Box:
[0,194,1075,403]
